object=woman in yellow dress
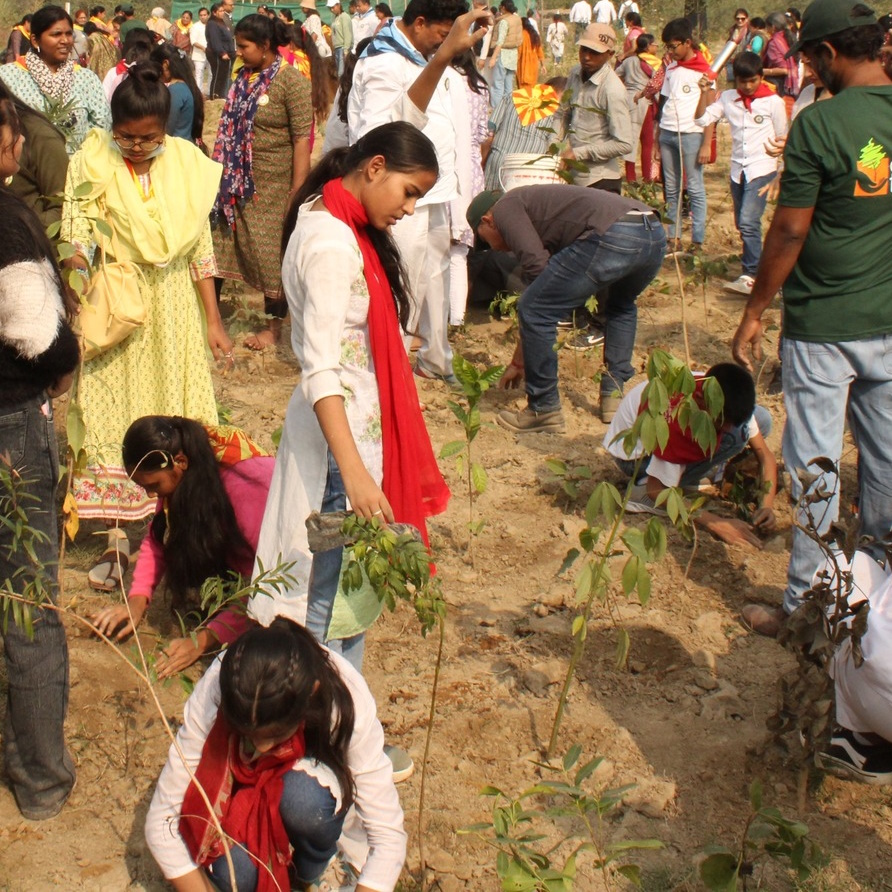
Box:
[63,61,232,589]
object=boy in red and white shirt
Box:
[695,51,788,294]
[603,363,778,548]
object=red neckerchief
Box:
[180,713,305,892]
[673,50,715,77]
[320,179,450,545]
[736,81,776,112]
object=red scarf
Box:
[735,81,776,111]
[180,713,305,892]
[320,179,450,545]
[674,50,715,78]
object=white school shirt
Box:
[694,90,787,183]
[593,0,617,24]
[603,380,762,488]
[569,0,592,25]
[659,62,707,134]
[352,8,378,50]
[144,652,407,891]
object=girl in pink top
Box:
[91,416,274,677]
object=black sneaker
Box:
[563,328,605,351]
[816,727,892,785]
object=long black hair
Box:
[336,36,373,124]
[111,61,171,126]
[121,416,253,607]
[521,16,541,49]
[219,618,357,809]
[452,47,488,95]
[282,121,438,332]
[287,20,337,123]
[151,42,205,142]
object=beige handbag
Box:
[78,203,146,361]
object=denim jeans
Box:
[782,336,892,612]
[489,59,516,113]
[615,405,773,486]
[517,215,666,412]
[659,129,707,244]
[334,46,345,77]
[729,172,774,276]
[208,766,346,890]
[305,452,364,672]
[0,396,75,820]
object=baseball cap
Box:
[466,190,503,231]
[120,3,134,13]
[327,0,341,6]
[787,0,877,54]
[577,22,617,53]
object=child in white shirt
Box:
[695,51,787,294]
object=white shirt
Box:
[304,12,333,58]
[603,380,761,488]
[695,89,787,183]
[593,0,617,24]
[569,1,592,25]
[144,652,407,891]
[352,7,378,50]
[546,20,568,54]
[190,21,207,60]
[659,62,707,134]
[348,26,458,205]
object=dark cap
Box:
[120,3,135,13]
[788,0,877,54]
[466,189,503,231]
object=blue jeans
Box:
[518,215,666,412]
[729,172,774,276]
[0,396,75,820]
[334,46,345,76]
[305,452,364,672]
[782,336,892,612]
[659,129,707,244]
[489,59,515,113]
[616,406,773,486]
[208,767,346,890]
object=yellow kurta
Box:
[65,132,224,521]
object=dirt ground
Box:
[2,123,890,892]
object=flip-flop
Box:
[88,546,130,592]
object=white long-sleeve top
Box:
[144,649,407,891]
[694,90,787,183]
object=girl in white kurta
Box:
[249,122,449,671]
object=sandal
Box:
[88,535,130,593]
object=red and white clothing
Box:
[695,88,787,183]
[145,649,407,890]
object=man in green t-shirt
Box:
[732,0,892,638]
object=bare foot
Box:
[244,329,278,351]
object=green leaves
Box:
[699,850,740,891]
[465,747,662,892]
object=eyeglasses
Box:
[113,134,165,150]
[735,16,748,21]
[665,42,683,50]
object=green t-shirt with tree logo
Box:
[778,85,892,342]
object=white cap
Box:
[327,0,341,6]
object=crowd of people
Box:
[3,0,892,887]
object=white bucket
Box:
[498,153,563,191]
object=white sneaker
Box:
[723,275,754,295]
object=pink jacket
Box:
[129,456,275,644]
